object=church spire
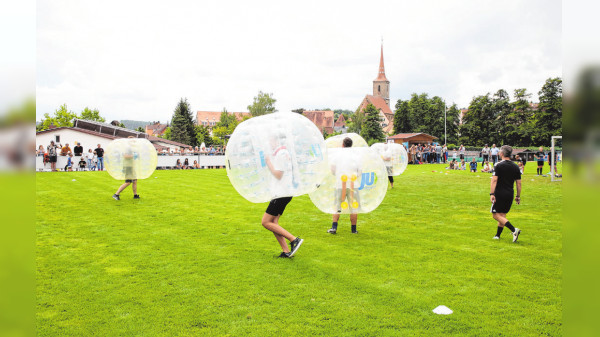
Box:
[374,41,388,82]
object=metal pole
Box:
[444,101,447,145]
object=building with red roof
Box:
[302,110,335,135]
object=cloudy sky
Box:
[36,0,561,123]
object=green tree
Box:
[360,104,385,144]
[347,107,365,134]
[216,108,239,133]
[247,91,277,116]
[443,103,460,145]
[291,108,305,114]
[136,126,144,132]
[393,99,411,134]
[459,94,494,146]
[40,104,77,130]
[162,127,172,140]
[535,77,562,145]
[212,126,229,145]
[506,88,533,146]
[194,125,211,146]
[491,89,511,145]
[79,107,105,122]
[170,98,196,146]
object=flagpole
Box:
[444,101,447,145]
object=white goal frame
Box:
[551,136,562,182]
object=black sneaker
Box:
[327,228,337,234]
[289,237,304,257]
[112,194,120,201]
[277,252,291,258]
[133,194,140,199]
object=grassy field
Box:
[36,162,562,336]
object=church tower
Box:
[373,43,390,106]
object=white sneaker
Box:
[493,236,500,240]
[513,228,521,242]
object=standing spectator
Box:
[459,144,465,161]
[47,141,60,171]
[86,149,95,170]
[452,149,458,161]
[435,144,442,163]
[64,153,73,171]
[95,144,105,171]
[442,144,448,163]
[481,144,490,167]
[61,143,72,156]
[469,158,478,172]
[490,144,499,164]
[74,142,83,156]
[429,145,435,163]
[37,145,45,156]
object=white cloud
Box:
[36,0,561,122]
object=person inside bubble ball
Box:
[112,137,140,200]
[327,137,360,234]
[381,143,394,188]
[261,132,304,258]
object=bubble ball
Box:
[105,138,157,180]
[225,112,329,203]
[325,133,368,148]
[309,147,388,214]
[370,142,409,176]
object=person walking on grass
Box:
[327,137,360,235]
[96,144,105,171]
[113,137,140,200]
[490,144,499,164]
[261,133,303,258]
[490,145,522,242]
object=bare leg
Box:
[350,214,358,226]
[132,180,138,195]
[332,214,341,223]
[272,216,290,253]
[115,182,131,195]
[493,213,508,226]
[262,213,296,242]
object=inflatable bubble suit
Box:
[105,138,158,180]
[325,133,368,148]
[371,142,409,176]
[309,147,388,214]
[225,112,329,203]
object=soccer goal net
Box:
[551,136,562,182]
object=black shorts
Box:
[125,179,137,183]
[537,161,544,167]
[49,155,57,163]
[460,154,464,160]
[266,197,293,216]
[491,194,513,214]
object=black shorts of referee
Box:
[266,197,293,216]
[491,191,514,214]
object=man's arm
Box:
[490,176,498,203]
[515,179,522,204]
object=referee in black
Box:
[490,145,522,242]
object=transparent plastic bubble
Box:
[371,142,409,175]
[325,133,368,148]
[309,147,388,214]
[105,138,157,180]
[225,112,329,203]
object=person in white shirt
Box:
[86,149,95,170]
[261,133,303,258]
[481,144,490,167]
[327,137,361,234]
[490,144,499,164]
[459,144,465,160]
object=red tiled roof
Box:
[388,132,437,140]
[196,111,250,126]
[147,136,192,148]
[334,114,347,127]
[36,127,119,140]
[303,110,334,134]
[361,95,394,115]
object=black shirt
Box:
[96,147,104,158]
[493,160,521,196]
[74,145,83,156]
[535,151,544,162]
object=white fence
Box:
[36,155,227,171]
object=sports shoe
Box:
[289,237,304,257]
[133,194,140,199]
[492,236,500,240]
[352,231,358,234]
[277,252,291,258]
[512,228,521,242]
[327,228,337,234]
[112,194,120,201]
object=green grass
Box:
[36,163,562,336]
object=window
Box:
[55,135,60,143]
[378,85,381,93]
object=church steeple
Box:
[373,41,390,106]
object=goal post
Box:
[551,136,562,182]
